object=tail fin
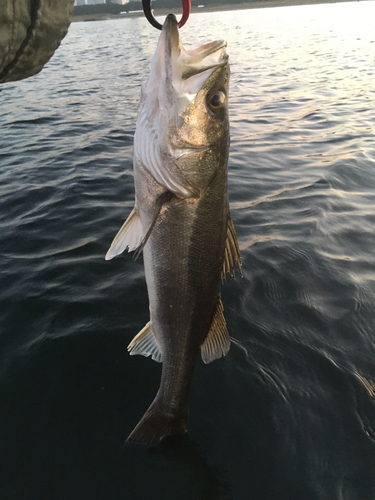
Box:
[127,400,188,446]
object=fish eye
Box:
[207,91,226,110]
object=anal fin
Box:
[222,214,242,279]
[200,299,230,364]
[105,208,143,260]
[128,322,162,363]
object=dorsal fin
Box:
[200,299,230,364]
[128,322,162,363]
[105,208,143,260]
[222,215,242,279]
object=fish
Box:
[105,13,241,446]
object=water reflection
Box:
[152,435,230,499]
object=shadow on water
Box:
[125,435,230,500]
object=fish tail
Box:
[126,399,188,446]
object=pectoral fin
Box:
[106,192,173,261]
[222,215,242,279]
[105,208,143,260]
[200,299,230,364]
[133,191,173,260]
[128,322,162,363]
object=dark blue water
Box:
[1,2,375,499]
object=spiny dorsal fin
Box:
[105,208,143,260]
[222,215,242,279]
[200,299,230,364]
[128,322,162,363]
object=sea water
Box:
[1,2,375,498]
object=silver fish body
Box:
[106,14,241,445]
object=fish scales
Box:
[106,13,241,445]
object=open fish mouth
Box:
[181,40,228,79]
[158,14,228,94]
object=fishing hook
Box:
[142,0,191,30]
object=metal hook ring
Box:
[142,0,191,30]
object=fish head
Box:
[138,14,230,195]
